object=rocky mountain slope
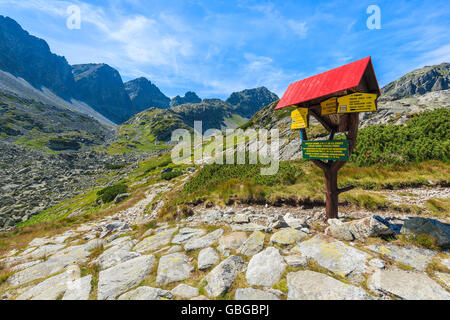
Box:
[0,16,75,99]
[226,86,279,119]
[170,91,202,107]
[72,64,133,124]
[381,63,449,100]
[0,166,448,300]
[125,77,170,111]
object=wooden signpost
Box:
[275,56,381,220]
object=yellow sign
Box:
[291,108,308,129]
[337,93,377,113]
[320,97,338,115]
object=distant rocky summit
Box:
[0,15,75,98]
[226,86,279,118]
[381,62,449,100]
[72,64,133,124]
[125,77,170,111]
[170,91,202,107]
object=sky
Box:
[0,0,449,99]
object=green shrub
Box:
[161,170,183,180]
[351,108,450,166]
[97,183,128,203]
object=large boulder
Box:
[400,217,450,248]
[97,255,155,300]
[237,231,265,256]
[325,216,395,241]
[156,252,193,285]
[204,255,245,297]
[134,228,178,253]
[218,232,247,251]
[197,247,220,270]
[246,247,286,287]
[184,229,224,251]
[287,270,372,300]
[368,269,450,300]
[293,235,371,278]
[62,275,92,300]
[270,228,307,246]
[172,228,206,245]
[367,244,436,271]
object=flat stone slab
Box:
[231,223,268,232]
[98,255,155,300]
[284,255,308,268]
[62,275,92,300]
[134,228,178,253]
[172,228,206,245]
[198,247,219,270]
[235,288,279,300]
[16,265,80,300]
[293,235,370,278]
[367,244,436,271]
[204,255,245,297]
[171,284,199,299]
[94,245,141,270]
[270,228,307,246]
[156,252,193,285]
[118,286,172,300]
[237,231,265,256]
[218,232,247,250]
[287,270,372,300]
[184,229,223,251]
[246,247,286,287]
[368,269,450,300]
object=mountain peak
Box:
[125,77,170,111]
[226,87,279,118]
[170,91,202,107]
[381,62,450,100]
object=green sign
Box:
[302,140,349,161]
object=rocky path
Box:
[1,196,449,300]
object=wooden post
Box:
[307,113,360,220]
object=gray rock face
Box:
[294,235,370,278]
[134,228,178,253]
[225,86,279,119]
[184,229,224,251]
[368,269,450,300]
[287,270,372,300]
[235,288,279,300]
[171,284,199,299]
[198,247,220,270]
[204,255,245,297]
[16,265,80,300]
[367,244,436,271]
[156,252,193,285]
[124,77,170,111]
[118,286,172,300]
[72,63,133,124]
[381,62,450,100]
[62,275,92,300]
[326,216,395,241]
[400,217,450,248]
[94,247,140,270]
[246,247,286,287]
[237,231,265,256]
[97,255,155,300]
[270,228,307,246]
[172,228,206,245]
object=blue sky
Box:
[0,0,449,99]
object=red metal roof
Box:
[276,56,380,109]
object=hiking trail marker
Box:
[276,56,380,220]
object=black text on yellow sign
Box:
[291,108,308,129]
[320,97,337,115]
[337,93,377,113]
[302,140,349,161]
